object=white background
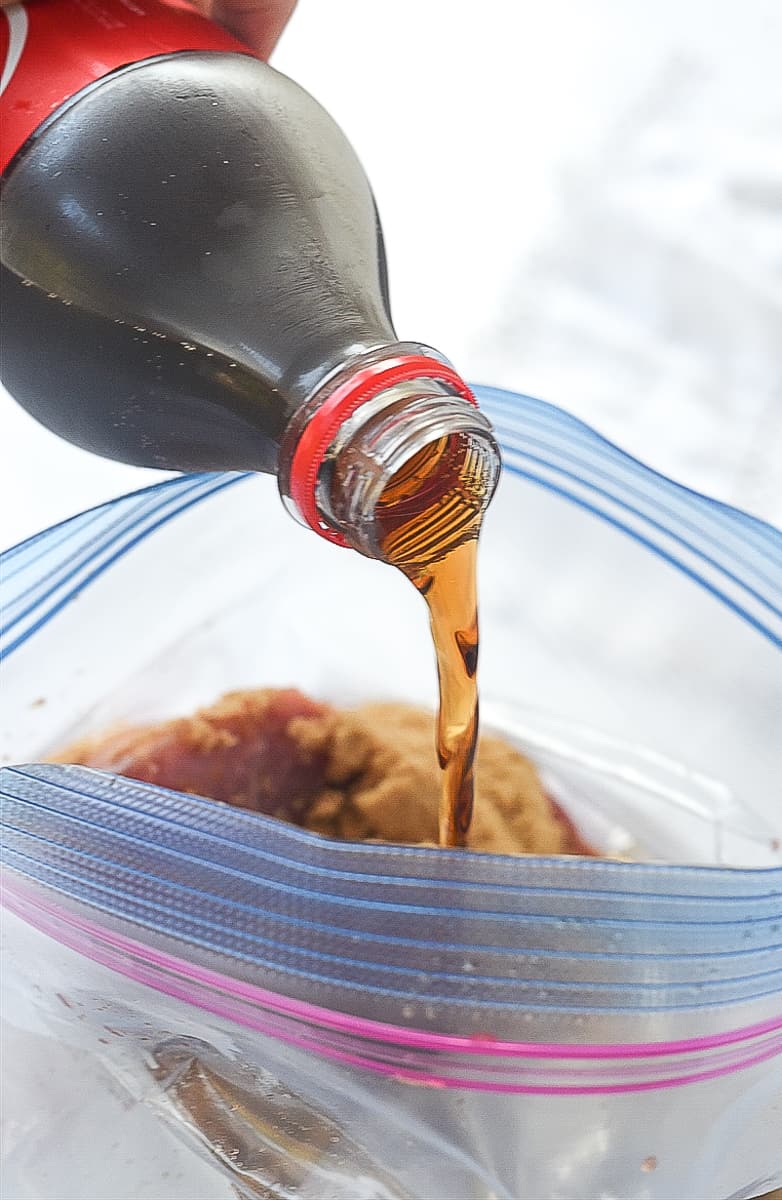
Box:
[2,0,781,548]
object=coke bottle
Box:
[0,0,500,563]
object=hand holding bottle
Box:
[192,0,296,58]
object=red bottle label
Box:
[0,0,249,172]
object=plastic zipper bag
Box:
[2,388,780,1199]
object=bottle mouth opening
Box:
[373,429,500,572]
[278,347,489,548]
[320,391,501,571]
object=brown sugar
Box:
[52,688,593,856]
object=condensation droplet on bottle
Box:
[401,1004,414,1019]
[462,960,475,973]
[180,342,196,352]
[96,210,104,216]
[222,159,230,165]
[21,279,32,287]
[47,292,57,299]
[204,250,212,256]
[205,351,214,358]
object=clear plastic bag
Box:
[2,387,781,1199]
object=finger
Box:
[203,0,296,58]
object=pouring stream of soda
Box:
[374,435,486,847]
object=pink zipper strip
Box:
[4,877,781,1093]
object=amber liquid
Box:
[374,435,487,848]
[413,539,479,847]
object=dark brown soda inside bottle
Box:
[1,2,501,846]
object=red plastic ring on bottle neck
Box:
[288,354,477,548]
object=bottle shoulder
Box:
[2,51,394,416]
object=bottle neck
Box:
[278,346,501,569]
